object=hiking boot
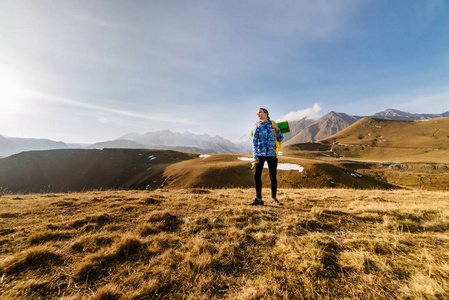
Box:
[271,198,283,206]
[249,198,264,206]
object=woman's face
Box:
[256,109,268,121]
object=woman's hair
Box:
[259,108,270,120]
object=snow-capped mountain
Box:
[372,109,449,120]
[0,135,68,157]
[89,130,246,154]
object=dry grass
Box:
[321,117,449,164]
[1,188,449,299]
[2,147,448,193]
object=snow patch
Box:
[199,154,211,159]
[237,157,304,172]
[148,155,156,160]
[238,157,252,161]
[277,163,304,172]
[349,172,362,178]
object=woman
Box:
[250,108,283,206]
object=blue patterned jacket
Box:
[252,120,284,161]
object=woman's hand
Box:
[272,123,279,130]
[253,160,259,164]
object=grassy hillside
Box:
[321,117,449,149]
[2,118,448,194]
[1,134,448,193]
[162,152,396,190]
[0,148,399,193]
[1,188,449,299]
[312,117,449,190]
[320,117,449,163]
[0,149,198,193]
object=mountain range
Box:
[88,130,243,154]
[372,108,449,120]
[1,108,448,157]
[0,135,68,157]
[2,114,449,193]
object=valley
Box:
[2,115,449,193]
[2,108,448,157]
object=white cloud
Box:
[279,103,322,121]
[23,90,198,125]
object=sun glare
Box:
[0,70,23,115]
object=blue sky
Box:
[0,0,448,143]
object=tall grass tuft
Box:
[91,284,122,300]
[0,246,63,274]
[28,230,72,245]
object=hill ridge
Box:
[2,108,449,157]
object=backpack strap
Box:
[271,120,281,158]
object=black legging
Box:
[254,156,278,199]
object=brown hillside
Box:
[161,154,253,189]
[0,148,399,193]
[320,117,449,163]
[3,142,448,192]
[281,142,449,191]
[0,149,198,193]
[161,152,397,190]
[321,117,449,148]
